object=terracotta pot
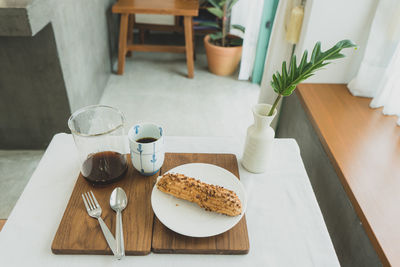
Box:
[204,35,243,76]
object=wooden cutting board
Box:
[152,153,250,254]
[51,154,158,255]
[52,153,249,255]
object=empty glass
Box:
[68,105,128,185]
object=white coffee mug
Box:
[128,123,164,176]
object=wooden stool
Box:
[112,0,199,78]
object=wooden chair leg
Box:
[139,29,145,44]
[184,16,194,78]
[117,14,129,75]
[174,16,180,26]
[0,219,6,231]
[127,14,135,57]
[192,26,196,61]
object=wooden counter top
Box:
[297,83,400,266]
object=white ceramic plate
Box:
[151,163,247,237]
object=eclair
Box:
[156,173,242,216]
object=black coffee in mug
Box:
[136,137,158,143]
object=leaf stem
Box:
[222,2,227,47]
[268,94,282,116]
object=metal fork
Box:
[82,191,117,256]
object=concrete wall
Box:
[0,0,118,148]
[276,93,382,267]
[51,0,118,112]
[0,7,31,36]
[0,24,70,149]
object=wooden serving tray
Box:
[51,154,157,255]
[51,153,249,255]
[152,153,250,254]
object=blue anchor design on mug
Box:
[134,125,140,134]
[150,143,157,172]
[128,123,165,176]
[137,144,144,174]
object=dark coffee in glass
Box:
[68,105,128,186]
[81,151,127,185]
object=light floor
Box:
[0,150,44,219]
[0,50,259,219]
[101,52,260,138]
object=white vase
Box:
[242,103,277,173]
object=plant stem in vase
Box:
[268,94,282,116]
[243,40,357,173]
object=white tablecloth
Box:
[0,134,339,266]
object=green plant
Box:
[267,40,357,116]
[200,0,245,47]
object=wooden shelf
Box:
[297,83,400,267]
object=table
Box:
[112,0,199,78]
[0,134,339,266]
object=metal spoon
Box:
[110,187,128,259]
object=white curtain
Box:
[348,0,400,125]
[231,0,265,80]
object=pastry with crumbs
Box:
[156,173,242,216]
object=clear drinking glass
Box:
[68,105,128,185]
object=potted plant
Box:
[242,40,357,173]
[200,0,245,76]
[266,40,357,115]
